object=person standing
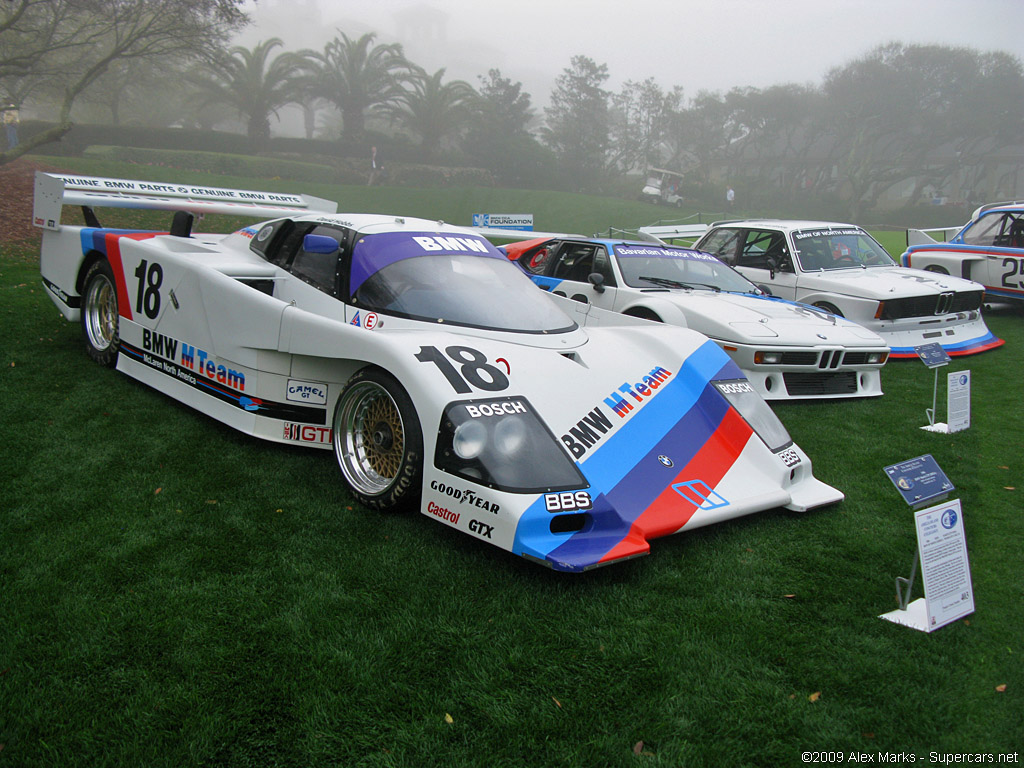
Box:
[3,104,19,150]
[726,186,735,207]
[368,145,381,185]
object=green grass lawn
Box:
[1,161,1022,767]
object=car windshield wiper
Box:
[638,275,720,291]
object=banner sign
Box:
[472,213,534,231]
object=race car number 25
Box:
[415,345,509,393]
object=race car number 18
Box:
[134,259,163,319]
[416,345,509,393]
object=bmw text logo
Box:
[658,455,674,467]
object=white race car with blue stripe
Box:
[36,173,842,572]
[503,236,891,400]
[904,201,1024,305]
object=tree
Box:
[312,31,408,143]
[382,66,474,161]
[464,68,553,187]
[189,38,309,149]
[820,43,1024,217]
[542,55,611,189]
[0,0,247,164]
[608,78,682,173]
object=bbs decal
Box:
[415,345,509,393]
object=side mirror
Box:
[303,233,340,254]
[757,284,773,296]
[765,255,778,280]
[588,272,605,293]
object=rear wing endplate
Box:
[906,226,962,247]
[636,223,709,244]
[33,172,338,231]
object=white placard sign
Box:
[947,370,971,433]
[880,499,974,632]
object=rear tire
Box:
[924,265,949,275]
[332,368,423,512]
[81,260,120,367]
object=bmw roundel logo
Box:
[658,455,674,467]
[816,333,828,340]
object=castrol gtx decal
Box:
[513,341,755,571]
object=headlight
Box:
[712,379,792,452]
[867,351,889,365]
[434,397,587,493]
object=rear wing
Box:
[906,226,962,247]
[32,172,338,231]
[636,223,709,245]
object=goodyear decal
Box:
[513,342,752,571]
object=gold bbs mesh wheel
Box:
[333,369,423,511]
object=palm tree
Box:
[190,38,308,149]
[312,31,409,142]
[384,66,475,160]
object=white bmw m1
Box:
[35,173,842,572]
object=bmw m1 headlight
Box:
[435,397,587,493]
[712,379,793,452]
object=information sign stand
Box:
[914,343,950,432]
[880,457,974,632]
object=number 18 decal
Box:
[415,345,509,393]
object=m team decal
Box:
[120,329,326,424]
[562,365,674,459]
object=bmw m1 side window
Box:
[698,229,741,263]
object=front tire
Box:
[332,368,423,512]
[81,259,120,367]
[924,265,949,275]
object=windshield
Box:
[352,233,576,333]
[791,227,896,271]
[613,244,758,293]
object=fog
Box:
[240,0,1024,106]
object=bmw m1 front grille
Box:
[783,371,858,396]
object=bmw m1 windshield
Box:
[792,228,896,271]
[613,244,756,293]
[351,232,577,333]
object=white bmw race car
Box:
[903,201,1024,304]
[688,220,1003,358]
[502,236,890,401]
[35,173,842,572]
